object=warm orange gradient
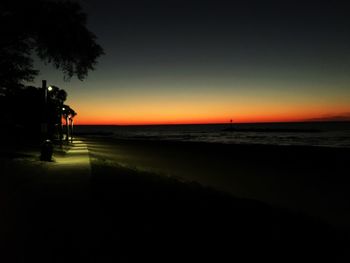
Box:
[32,0,350,127]
[71,95,350,125]
[43,65,350,126]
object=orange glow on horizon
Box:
[74,113,349,126]
[68,91,350,126]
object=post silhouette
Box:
[41,80,48,139]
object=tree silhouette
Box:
[0,0,104,91]
[0,86,43,139]
[62,105,76,142]
[46,86,68,140]
[0,84,70,140]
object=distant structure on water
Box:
[230,119,234,128]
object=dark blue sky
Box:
[35,0,350,124]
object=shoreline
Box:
[1,136,349,261]
[84,136,350,230]
[73,121,350,149]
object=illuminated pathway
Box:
[46,140,91,183]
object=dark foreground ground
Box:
[0,137,349,262]
[87,137,350,229]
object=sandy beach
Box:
[1,137,349,262]
[86,136,350,229]
[3,0,350,261]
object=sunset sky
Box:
[33,0,350,125]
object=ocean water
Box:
[74,122,350,148]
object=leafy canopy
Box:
[0,0,104,90]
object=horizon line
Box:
[74,120,350,126]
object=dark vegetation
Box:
[0,85,68,141]
[0,0,103,91]
[0,0,103,141]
